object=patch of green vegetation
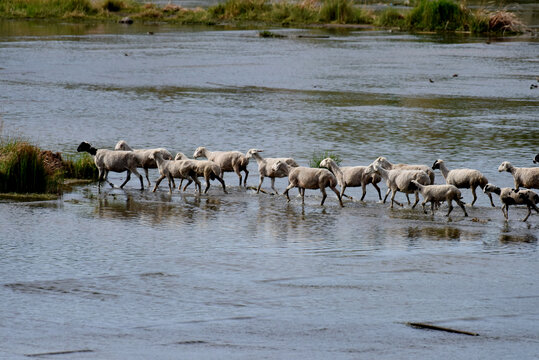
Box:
[319,0,363,24]
[310,151,342,168]
[376,7,405,28]
[406,0,468,31]
[0,139,62,194]
[63,153,98,180]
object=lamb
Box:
[410,180,468,217]
[193,147,249,187]
[272,160,343,207]
[498,161,539,190]
[432,159,494,207]
[174,152,228,194]
[114,140,173,188]
[245,149,299,194]
[150,151,201,194]
[77,141,144,191]
[319,157,382,201]
[483,183,539,221]
[365,164,430,209]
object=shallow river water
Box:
[0,20,538,359]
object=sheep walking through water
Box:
[483,183,539,222]
[432,159,494,207]
[411,180,468,217]
[193,147,249,187]
[365,164,430,209]
[272,160,344,207]
[246,149,298,194]
[77,141,144,191]
[150,151,201,194]
[319,157,382,201]
[174,152,228,194]
[498,161,539,190]
[114,140,173,188]
[534,154,539,164]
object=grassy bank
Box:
[0,138,97,197]
[0,0,529,34]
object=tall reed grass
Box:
[63,153,98,180]
[310,151,342,168]
[0,140,62,194]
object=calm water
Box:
[1,20,538,359]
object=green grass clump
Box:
[0,140,62,194]
[310,151,342,168]
[318,0,362,24]
[63,153,98,180]
[0,0,96,18]
[376,7,405,28]
[406,0,468,31]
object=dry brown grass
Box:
[489,10,525,33]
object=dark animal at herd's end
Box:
[534,153,539,164]
[77,141,97,155]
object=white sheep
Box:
[432,159,494,207]
[483,183,539,221]
[193,147,249,187]
[150,151,201,194]
[77,141,144,191]
[374,156,435,183]
[534,153,539,164]
[245,149,299,194]
[411,180,468,217]
[498,161,539,190]
[319,157,382,201]
[174,152,228,194]
[272,160,343,207]
[114,140,173,188]
[365,164,430,209]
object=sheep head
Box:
[77,141,96,155]
[483,183,500,195]
[175,152,188,160]
[272,160,288,174]
[114,140,131,151]
[193,147,206,159]
[498,161,512,173]
[246,149,263,158]
[319,158,333,170]
[534,154,539,164]
[432,159,444,170]
[374,156,391,169]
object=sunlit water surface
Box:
[0,21,538,359]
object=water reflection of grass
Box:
[0,0,529,34]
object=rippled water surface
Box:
[1,20,538,359]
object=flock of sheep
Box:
[77,141,539,222]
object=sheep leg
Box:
[216,176,228,194]
[470,186,478,206]
[411,192,420,209]
[331,185,344,207]
[243,169,249,187]
[144,167,151,187]
[446,200,454,216]
[360,183,368,201]
[421,200,428,214]
[383,188,391,203]
[372,183,382,201]
[167,175,173,194]
[203,175,211,194]
[456,199,468,217]
[105,170,115,188]
[390,190,403,208]
[183,179,193,192]
[522,206,532,222]
[486,191,495,207]
[502,204,508,220]
[320,187,327,206]
[300,188,306,204]
[340,185,352,200]
[257,175,264,194]
[179,179,184,191]
[406,193,411,205]
[152,175,166,192]
[283,183,295,202]
[119,171,131,189]
[233,166,243,187]
[192,176,202,194]
[270,177,279,195]
[430,201,435,215]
